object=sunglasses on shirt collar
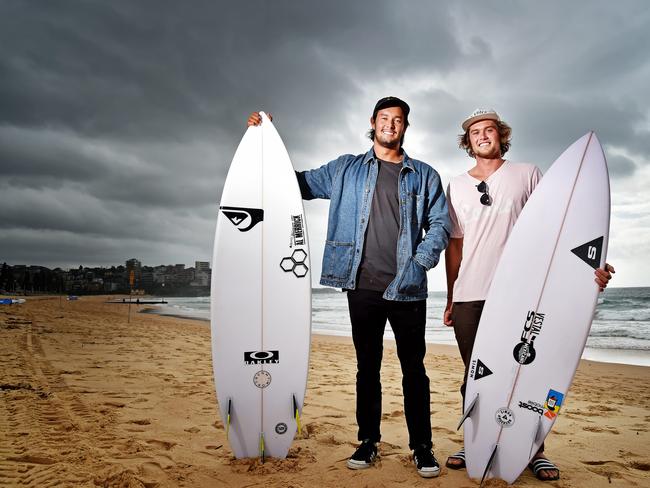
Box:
[476,181,492,206]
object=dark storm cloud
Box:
[0,126,222,208]
[503,95,650,172]
[0,1,462,142]
[0,0,468,268]
[0,182,213,241]
[0,127,109,184]
[0,228,205,268]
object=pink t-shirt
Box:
[447,161,542,302]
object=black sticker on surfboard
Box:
[290,214,306,247]
[279,249,309,278]
[571,236,604,270]
[495,407,515,427]
[220,206,264,232]
[470,359,493,380]
[518,400,544,416]
[244,350,279,365]
[513,310,545,365]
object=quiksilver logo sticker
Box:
[571,236,604,270]
[244,350,279,365]
[513,310,545,365]
[221,206,264,232]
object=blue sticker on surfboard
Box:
[543,389,565,419]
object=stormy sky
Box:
[1,0,649,289]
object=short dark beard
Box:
[375,135,401,150]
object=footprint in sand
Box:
[381,409,404,420]
[128,419,151,425]
[145,439,177,450]
[583,426,620,434]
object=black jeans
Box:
[347,289,431,450]
[451,300,485,401]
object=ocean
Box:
[149,287,650,367]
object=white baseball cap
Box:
[461,108,501,131]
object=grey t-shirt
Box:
[357,159,402,292]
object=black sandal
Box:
[528,457,560,481]
[445,448,466,470]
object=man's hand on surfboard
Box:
[247,112,273,126]
[595,263,615,292]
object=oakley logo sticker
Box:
[221,206,264,232]
[244,350,279,365]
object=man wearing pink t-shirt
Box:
[443,109,614,481]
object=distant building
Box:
[126,258,142,288]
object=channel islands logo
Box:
[280,249,309,278]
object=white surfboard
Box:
[210,112,311,459]
[463,132,610,483]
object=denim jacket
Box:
[297,148,450,301]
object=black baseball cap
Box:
[372,96,410,120]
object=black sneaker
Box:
[346,439,378,470]
[413,446,440,478]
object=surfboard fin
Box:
[456,393,479,430]
[479,444,498,488]
[260,432,265,463]
[226,398,232,439]
[529,415,544,459]
[292,394,302,436]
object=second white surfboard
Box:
[464,132,610,483]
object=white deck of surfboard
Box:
[211,112,311,459]
[463,132,610,483]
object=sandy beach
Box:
[1,296,648,487]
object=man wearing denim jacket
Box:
[248,97,450,478]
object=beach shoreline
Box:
[1,295,648,487]
[142,300,650,367]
